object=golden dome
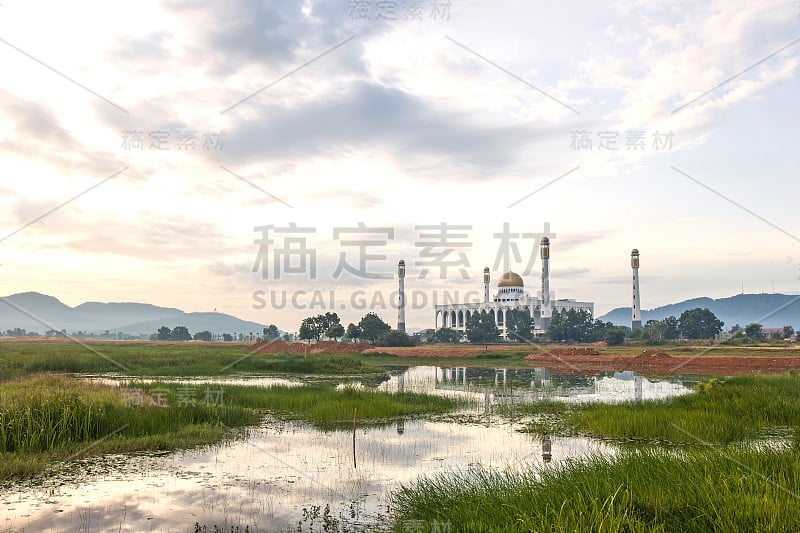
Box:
[498,271,524,288]
[631,248,639,255]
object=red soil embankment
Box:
[249,340,373,354]
[523,348,800,375]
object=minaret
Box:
[540,237,551,330]
[483,267,490,303]
[631,249,641,330]
[397,260,406,333]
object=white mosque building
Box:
[432,237,594,339]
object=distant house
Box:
[763,327,786,339]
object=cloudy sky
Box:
[1,0,798,332]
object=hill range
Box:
[0,292,270,336]
[2,291,798,337]
[598,293,800,329]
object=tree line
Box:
[148,324,286,342]
[296,311,414,346]
[425,307,797,345]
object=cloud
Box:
[553,267,591,279]
[218,81,553,174]
[1,92,125,178]
[162,0,380,77]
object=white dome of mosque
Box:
[497,271,524,288]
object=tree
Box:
[384,329,414,346]
[299,313,341,342]
[505,309,534,342]
[466,311,500,344]
[663,316,680,340]
[604,327,626,346]
[358,312,392,344]
[432,327,461,344]
[644,319,666,343]
[263,324,280,340]
[157,326,172,341]
[345,323,362,342]
[298,319,318,342]
[744,323,764,341]
[547,309,595,343]
[171,326,192,341]
[678,308,723,339]
[222,333,233,342]
[784,326,795,340]
[193,330,213,341]
[326,323,345,341]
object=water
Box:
[2,367,692,532]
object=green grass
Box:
[540,374,800,444]
[133,381,460,429]
[390,443,800,532]
[0,375,461,479]
[0,375,256,479]
[0,342,387,376]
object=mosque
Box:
[430,237,593,339]
[396,238,642,340]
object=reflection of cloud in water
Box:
[12,365,677,532]
[4,418,606,532]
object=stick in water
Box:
[352,407,357,469]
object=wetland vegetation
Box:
[0,341,388,376]
[0,374,460,480]
[517,373,800,444]
[4,340,800,532]
[391,443,800,533]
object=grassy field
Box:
[0,374,257,479]
[0,375,460,480]
[1,340,798,378]
[390,443,800,533]
[0,341,389,376]
[515,373,800,444]
[132,381,460,429]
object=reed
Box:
[390,444,800,532]
[558,373,800,444]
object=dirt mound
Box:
[250,340,371,355]
[634,349,672,360]
[547,347,601,357]
[308,340,372,354]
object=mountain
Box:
[598,293,800,329]
[114,312,269,336]
[0,292,268,335]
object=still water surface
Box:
[1,366,692,532]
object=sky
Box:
[1,0,798,332]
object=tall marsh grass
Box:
[134,382,460,429]
[391,444,800,532]
[0,375,260,479]
[562,373,800,444]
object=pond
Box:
[1,367,692,532]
